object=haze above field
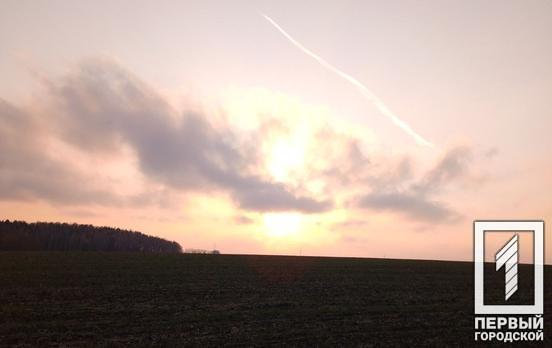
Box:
[1,0,551,262]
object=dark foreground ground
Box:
[0,253,550,346]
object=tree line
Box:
[0,220,182,253]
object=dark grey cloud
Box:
[358,191,458,222]
[413,146,472,195]
[355,146,473,223]
[234,215,254,225]
[320,137,369,187]
[0,59,331,213]
[233,181,332,213]
[485,147,499,159]
[0,99,120,205]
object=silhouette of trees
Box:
[0,220,182,253]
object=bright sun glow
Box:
[268,138,306,182]
[263,213,302,238]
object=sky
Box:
[1,0,551,262]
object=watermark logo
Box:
[495,233,518,301]
[473,220,544,342]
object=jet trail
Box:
[262,14,434,148]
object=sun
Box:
[263,213,302,238]
[268,138,306,182]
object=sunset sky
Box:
[1,0,551,262]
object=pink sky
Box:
[1,0,551,262]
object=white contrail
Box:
[262,13,434,148]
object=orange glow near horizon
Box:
[263,212,303,238]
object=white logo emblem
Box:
[495,234,519,301]
[474,221,544,315]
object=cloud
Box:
[355,146,473,223]
[0,59,331,213]
[234,215,254,225]
[233,181,332,213]
[0,99,120,205]
[413,146,472,195]
[1,59,481,222]
[484,147,499,159]
[358,191,458,222]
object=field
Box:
[1,253,550,346]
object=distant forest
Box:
[0,220,182,253]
